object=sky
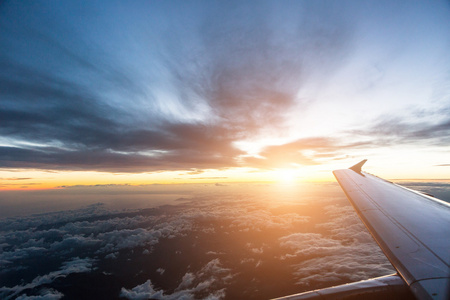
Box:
[0,0,450,189]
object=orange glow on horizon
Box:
[1,154,448,191]
[0,166,338,191]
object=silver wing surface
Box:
[274,160,450,300]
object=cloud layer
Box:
[0,182,409,299]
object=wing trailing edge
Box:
[273,274,413,300]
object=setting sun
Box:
[272,168,300,184]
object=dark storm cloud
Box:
[0,1,354,172]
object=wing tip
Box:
[349,159,367,173]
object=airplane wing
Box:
[274,160,450,300]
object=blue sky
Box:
[0,0,449,186]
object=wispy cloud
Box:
[0,257,95,299]
[0,1,353,172]
[0,1,449,173]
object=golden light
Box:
[272,168,299,184]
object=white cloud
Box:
[279,232,342,257]
[250,247,263,254]
[0,257,95,300]
[120,280,164,300]
[176,272,196,290]
[121,259,231,300]
[97,228,160,252]
[58,215,154,236]
[0,203,112,232]
[206,251,224,255]
[240,258,255,264]
[50,235,101,252]
[15,288,64,300]
[179,197,310,233]
[291,254,393,287]
[279,204,394,287]
[105,252,118,259]
[203,288,226,300]
[198,259,230,277]
[1,246,47,261]
[120,279,199,300]
[156,268,165,275]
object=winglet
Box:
[349,159,367,173]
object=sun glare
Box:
[273,169,299,184]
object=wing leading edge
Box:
[333,160,450,300]
[274,161,449,300]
